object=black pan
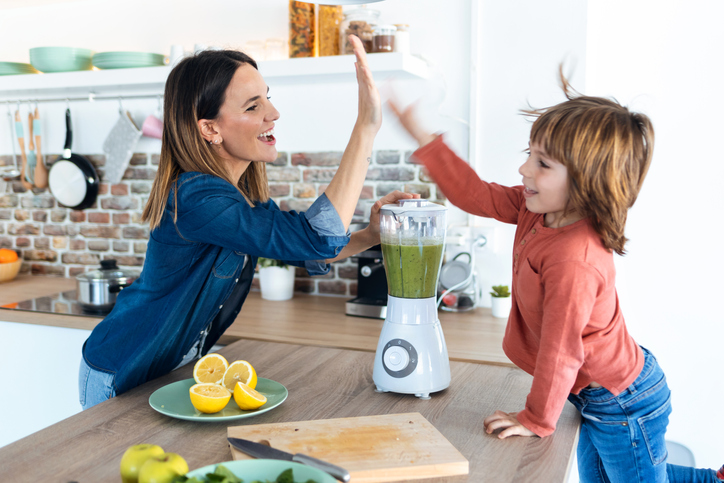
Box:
[48,108,99,210]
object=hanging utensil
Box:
[48,108,99,210]
[1,105,21,181]
[27,109,37,186]
[15,109,33,190]
[32,105,48,189]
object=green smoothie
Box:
[381,242,444,298]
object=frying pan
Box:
[48,108,98,210]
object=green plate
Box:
[186,460,336,482]
[149,378,287,422]
[92,51,166,69]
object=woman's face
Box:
[519,140,579,228]
[206,64,280,177]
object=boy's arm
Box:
[412,136,523,224]
[515,261,601,437]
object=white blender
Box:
[373,199,450,399]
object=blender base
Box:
[374,385,433,400]
[372,296,451,399]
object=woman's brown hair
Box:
[142,50,270,230]
[524,69,654,255]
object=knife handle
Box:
[293,453,351,483]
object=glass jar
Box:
[393,23,410,54]
[339,6,380,54]
[372,24,397,53]
[318,5,344,56]
[289,0,315,58]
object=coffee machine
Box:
[345,244,388,319]
[373,199,450,399]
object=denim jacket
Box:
[81,172,349,394]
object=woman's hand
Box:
[350,35,382,134]
[325,191,418,263]
[387,98,437,148]
[366,190,419,243]
[483,411,537,439]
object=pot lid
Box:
[76,259,138,282]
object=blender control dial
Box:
[382,339,418,378]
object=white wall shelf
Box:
[0,53,430,102]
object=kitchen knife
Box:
[227,437,350,482]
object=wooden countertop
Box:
[0,275,512,366]
[0,338,579,482]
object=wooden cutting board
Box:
[227,412,469,482]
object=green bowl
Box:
[29,47,93,73]
[186,460,336,483]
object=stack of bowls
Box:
[29,47,93,73]
[0,62,39,76]
[92,51,166,69]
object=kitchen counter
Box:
[0,275,512,366]
[0,338,579,482]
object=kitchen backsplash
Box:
[0,149,442,297]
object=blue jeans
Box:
[78,356,116,410]
[568,347,719,483]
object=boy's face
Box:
[519,140,576,228]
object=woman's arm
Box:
[323,35,381,231]
[325,190,417,263]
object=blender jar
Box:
[380,199,447,299]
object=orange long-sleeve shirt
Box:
[414,136,644,437]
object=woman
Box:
[79,36,410,409]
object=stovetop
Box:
[2,290,105,317]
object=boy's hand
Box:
[483,410,537,439]
[387,98,437,148]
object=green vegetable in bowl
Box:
[172,465,319,483]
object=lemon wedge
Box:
[193,353,228,385]
[222,360,258,393]
[189,383,231,413]
[233,382,267,410]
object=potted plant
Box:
[490,284,511,319]
[257,257,295,301]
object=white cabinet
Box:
[0,321,90,448]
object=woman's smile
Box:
[257,127,276,145]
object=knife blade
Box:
[227,437,351,482]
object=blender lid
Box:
[380,199,446,216]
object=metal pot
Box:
[75,259,138,314]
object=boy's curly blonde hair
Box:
[524,70,654,255]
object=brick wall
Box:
[0,149,441,297]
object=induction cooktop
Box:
[1,290,104,317]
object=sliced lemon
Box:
[233,382,267,410]
[192,353,229,384]
[189,383,231,413]
[222,360,258,393]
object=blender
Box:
[373,199,449,399]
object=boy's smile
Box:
[519,141,583,228]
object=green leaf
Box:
[205,474,227,482]
[275,468,294,483]
[258,257,288,269]
[490,284,510,298]
[213,465,243,483]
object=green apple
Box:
[138,452,189,483]
[120,444,165,483]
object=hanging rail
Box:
[1,92,163,105]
